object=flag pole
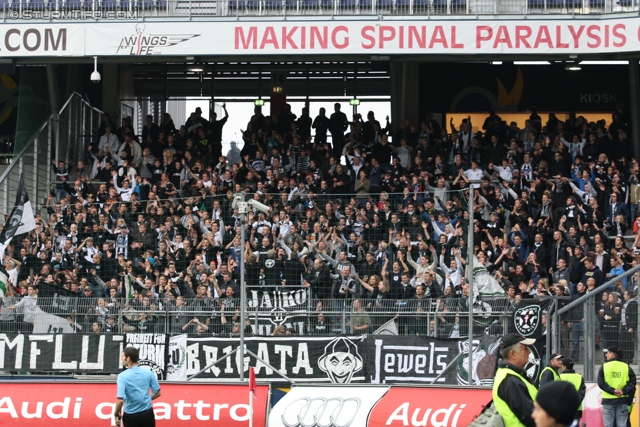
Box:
[249,388,254,427]
[467,180,478,387]
[248,365,256,427]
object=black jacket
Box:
[308,265,332,299]
[496,361,537,427]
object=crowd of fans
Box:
[0,102,639,342]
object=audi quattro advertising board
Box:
[0,382,269,426]
[268,385,492,427]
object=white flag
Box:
[33,308,75,334]
[372,318,398,335]
[166,334,188,381]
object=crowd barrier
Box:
[3,291,516,337]
[0,333,517,385]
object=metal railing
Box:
[1,294,517,336]
[0,92,102,216]
[552,263,640,381]
[0,0,636,16]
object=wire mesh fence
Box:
[0,0,636,15]
[0,93,103,218]
[0,294,517,337]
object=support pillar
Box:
[390,61,420,139]
[629,59,640,161]
[46,65,60,161]
[101,63,119,119]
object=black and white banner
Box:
[246,288,311,336]
[0,333,541,384]
[124,333,167,379]
[0,333,123,372]
[185,336,367,383]
[166,334,187,381]
[364,335,502,386]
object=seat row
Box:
[0,0,165,9]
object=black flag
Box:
[0,174,36,255]
[511,298,553,339]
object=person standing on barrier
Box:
[114,347,161,427]
[597,346,637,427]
[532,381,582,427]
[619,290,637,364]
[559,358,585,423]
[567,282,586,361]
[539,354,563,386]
[493,333,538,427]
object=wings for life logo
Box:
[117,24,200,55]
[514,305,541,336]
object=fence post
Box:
[584,298,595,381]
[33,136,39,209]
[550,299,558,354]
[545,308,551,363]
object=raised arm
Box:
[278,238,292,259]
[355,274,374,293]
[319,252,338,267]
[406,250,420,270]
[439,252,452,274]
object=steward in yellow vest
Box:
[539,353,563,386]
[597,346,637,427]
[560,358,585,421]
[493,333,538,427]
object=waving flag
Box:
[0,271,7,297]
[249,366,257,399]
[470,256,505,302]
[0,175,36,256]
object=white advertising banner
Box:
[4,18,640,56]
[0,24,84,56]
[268,386,390,427]
[84,18,640,56]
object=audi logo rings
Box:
[281,397,361,427]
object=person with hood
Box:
[226,141,242,166]
[620,290,638,363]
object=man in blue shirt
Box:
[114,347,162,427]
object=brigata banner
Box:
[268,385,491,427]
[0,333,538,384]
[5,18,640,56]
[184,335,367,383]
[0,382,270,426]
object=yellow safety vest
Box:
[560,372,584,411]
[493,367,538,427]
[539,366,560,383]
[602,360,630,400]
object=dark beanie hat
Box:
[536,381,581,425]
